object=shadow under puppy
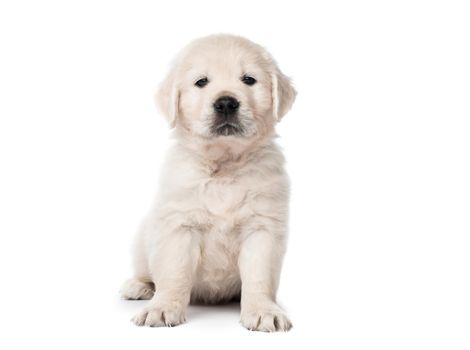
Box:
[121,34,296,332]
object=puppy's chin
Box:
[211,122,244,137]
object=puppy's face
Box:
[157,35,296,142]
[179,51,269,138]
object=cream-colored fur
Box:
[120,34,296,332]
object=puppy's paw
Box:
[132,301,186,327]
[240,303,292,332]
[120,279,154,300]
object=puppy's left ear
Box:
[272,69,297,121]
[156,69,179,128]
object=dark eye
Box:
[241,75,257,86]
[195,77,209,88]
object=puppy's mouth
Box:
[211,121,244,136]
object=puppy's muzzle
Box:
[211,96,243,136]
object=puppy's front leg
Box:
[239,230,292,332]
[132,226,200,327]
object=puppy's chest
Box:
[195,215,243,294]
[194,177,250,279]
[198,176,250,217]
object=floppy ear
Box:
[156,70,179,128]
[272,69,297,121]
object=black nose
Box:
[213,96,240,114]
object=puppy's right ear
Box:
[156,69,179,128]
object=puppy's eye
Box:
[195,77,209,88]
[241,75,257,86]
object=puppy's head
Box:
[157,35,296,142]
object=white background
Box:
[0,0,469,349]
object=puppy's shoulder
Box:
[243,141,287,178]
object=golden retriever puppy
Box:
[120,34,296,332]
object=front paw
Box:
[132,301,186,327]
[240,303,292,332]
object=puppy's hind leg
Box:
[121,227,155,300]
[120,279,154,300]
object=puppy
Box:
[120,34,296,332]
